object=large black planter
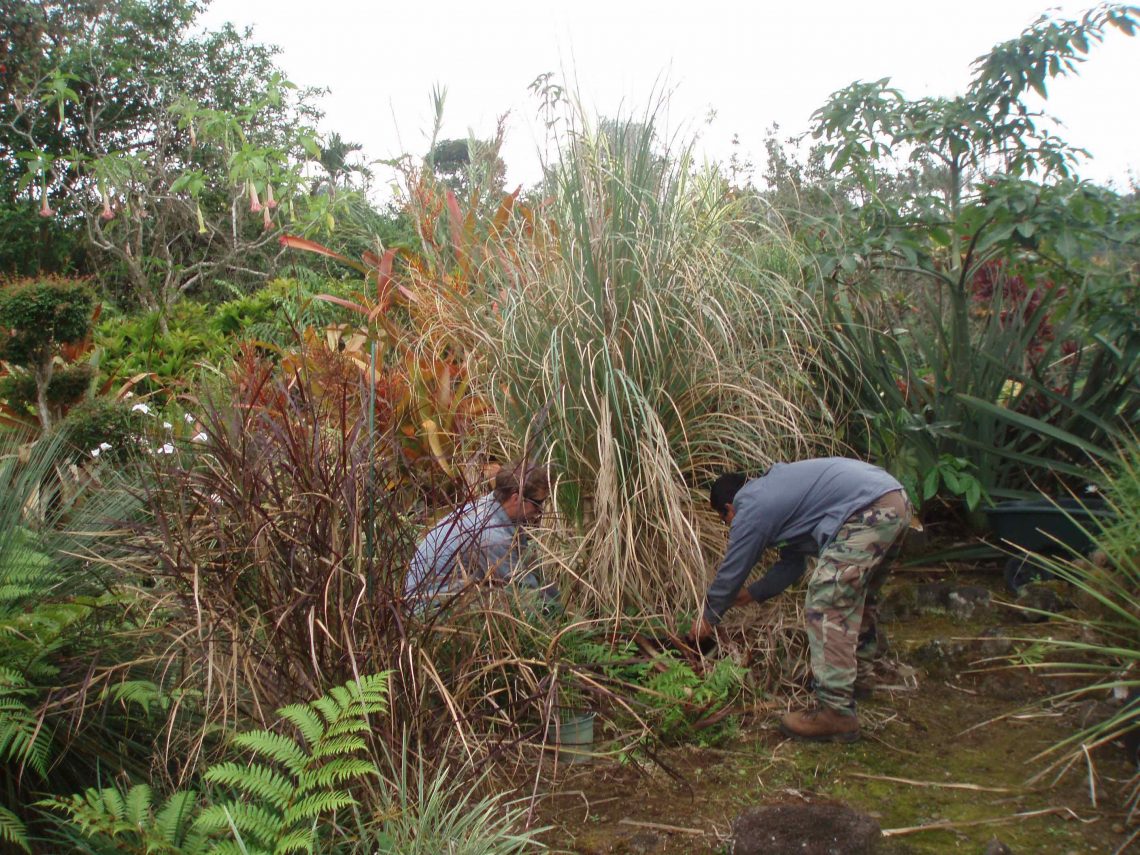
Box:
[986,498,1114,590]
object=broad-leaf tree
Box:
[807,3,1140,500]
[1,0,327,313]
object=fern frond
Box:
[106,679,169,714]
[281,791,355,825]
[194,802,281,846]
[277,703,324,746]
[340,671,391,707]
[284,674,389,739]
[308,734,367,760]
[123,783,153,826]
[40,787,133,838]
[211,843,254,855]
[0,668,30,692]
[0,805,29,853]
[99,786,128,822]
[0,585,41,603]
[299,758,377,789]
[272,827,318,854]
[319,718,370,741]
[0,697,50,778]
[323,677,389,718]
[229,731,308,776]
[155,788,201,847]
[309,696,342,729]
[204,762,294,810]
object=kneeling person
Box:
[405,461,556,609]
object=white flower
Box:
[90,447,102,458]
[99,442,112,451]
[163,421,173,430]
[131,403,152,416]
[191,432,208,443]
[184,413,196,424]
[156,442,175,455]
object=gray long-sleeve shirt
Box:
[405,494,536,602]
[703,458,903,624]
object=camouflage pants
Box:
[805,490,912,713]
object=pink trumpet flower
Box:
[100,191,114,220]
[39,184,54,217]
[265,183,277,210]
[248,181,262,213]
[262,204,272,230]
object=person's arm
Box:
[701,503,774,627]
[746,546,809,603]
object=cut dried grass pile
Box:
[717,594,813,706]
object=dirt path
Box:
[533,570,1137,853]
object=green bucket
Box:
[547,711,596,764]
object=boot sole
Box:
[778,724,860,743]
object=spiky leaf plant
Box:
[0,426,152,850]
[456,102,831,617]
[367,733,547,854]
[1015,442,1140,818]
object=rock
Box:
[909,636,989,678]
[1014,582,1072,621]
[946,585,992,619]
[879,584,919,621]
[978,669,1037,701]
[909,638,960,679]
[908,628,1016,682]
[881,582,994,621]
[732,802,881,854]
[982,837,1013,854]
[976,627,1013,659]
[623,830,664,853]
[915,582,955,611]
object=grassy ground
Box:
[530,568,1137,853]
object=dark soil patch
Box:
[733,802,880,854]
[530,567,1138,854]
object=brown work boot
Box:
[780,705,860,743]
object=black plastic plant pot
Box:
[986,498,1114,591]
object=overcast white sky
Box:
[199,1,1139,193]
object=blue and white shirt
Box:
[405,494,541,604]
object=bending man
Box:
[691,457,912,743]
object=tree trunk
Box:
[34,352,54,431]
